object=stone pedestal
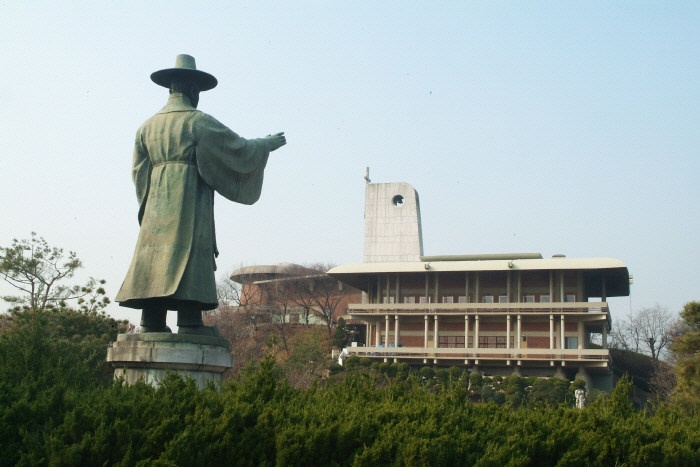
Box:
[107,333,233,389]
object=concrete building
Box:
[363,181,423,263]
[328,254,629,390]
[329,179,630,390]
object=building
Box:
[327,178,630,390]
[229,263,361,328]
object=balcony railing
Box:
[347,302,608,315]
[345,346,610,362]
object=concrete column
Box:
[550,315,555,349]
[434,273,440,304]
[424,315,429,347]
[577,270,584,302]
[602,322,608,349]
[465,272,470,303]
[464,315,469,349]
[506,315,511,349]
[601,275,607,302]
[424,272,429,302]
[549,271,554,302]
[559,271,565,302]
[475,315,480,348]
[577,321,584,349]
[375,320,380,346]
[560,314,566,349]
[506,271,511,302]
[385,315,390,346]
[395,273,400,304]
[475,272,480,303]
[394,315,400,347]
[434,315,439,348]
[386,274,390,303]
[366,323,370,346]
[517,315,522,349]
[575,367,592,391]
[517,271,522,303]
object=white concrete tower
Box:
[363,179,424,262]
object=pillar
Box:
[464,315,469,349]
[506,315,511,349]
[474,315,480,349]
[506,271,511,302]
[577,321,584,349]
[424,315,429,347]
[384,315,390,346]
[602,321,608,349]
[434,315,439,348]
[560,314,565,349]
[550,314,555,349]
[394,315,400,347]
[517,315,522,349]
[375,319,380,347]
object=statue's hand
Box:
[265,132,286,151]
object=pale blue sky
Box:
[1,2,698,328]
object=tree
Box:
[282,327,330,388]
[332,317,348,349]
[672,301,700,410]
[261,276,297,352]
[610,304,674,361]
[291,262,351,344]
[0,233,108,312]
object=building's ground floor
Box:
[343,307,613,391]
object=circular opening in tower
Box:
[392,195,404,207]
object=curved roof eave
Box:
[327,258,628,275]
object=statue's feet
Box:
[141,325,172,333]
[178,325,220,337]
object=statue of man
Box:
[116,54,286,335]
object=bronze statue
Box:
[116,54,286,335]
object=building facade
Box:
[328,253,630,390]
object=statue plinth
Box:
[107,333,233,388]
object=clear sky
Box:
[1,1,698,329]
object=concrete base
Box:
[107,333,233,389]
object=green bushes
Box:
[3,313,700,466]
[3,363,700,466]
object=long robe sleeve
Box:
[194,114,270,205]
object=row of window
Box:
[383,336,580,349]
[383,294,577,304]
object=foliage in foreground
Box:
[2,350,700,466]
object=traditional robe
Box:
[116,93,270,310]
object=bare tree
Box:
[611,304,675,361]
[291,262,350,346]
[261,278,296,352]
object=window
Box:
[477,336,515,348]
[438,336,465,348]
[382,296,395,304]
[564,294,576,302]
[498,296,509,303]
[565,337,578,349]
[404,296,416,304]
[442,296,454,304]
[458,296,469,303]
[482,295,494,303]
[419,297,428,304]
[523,295,535,303]
[540,295,551,303]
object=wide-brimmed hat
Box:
[150,54,218,91]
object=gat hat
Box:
[150,54,218,91]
